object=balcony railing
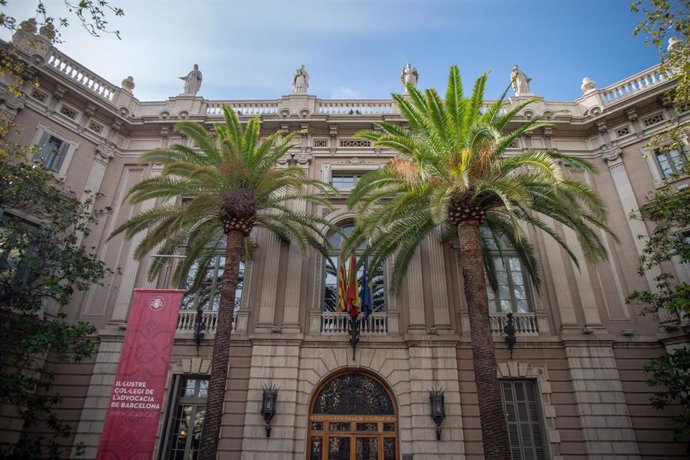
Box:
[317,100,396,115]
[176,310,236,335]
[206,101,279,116]
[490,312,539,336]
[320,312,388,334]
[46,49,117,102]
[601,65,675,105]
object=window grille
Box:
[59,105,78,119]
[642,112,664,127]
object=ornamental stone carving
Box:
[581,77,596,95]
[292,65,309,94]
[39,23,55,41]
[121,76,135,93]
[401,63,418,93]
[668,37,682,52]
[180,64,202,95]
[19,19,37,34]
[511,64,532,96]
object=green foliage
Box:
[628,178,690,317]
[0,148,111,459]
[646,347,690,440]
[627,136,690,440]
[632,0,690,106]
[0,0,125,42]
[347,66,612,292]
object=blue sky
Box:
[3,0,661,102]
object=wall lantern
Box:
[261,384,279,438]
[428,388,445,440]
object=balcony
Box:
[320,312,389,335]
[490,312,539,336]
[176,310,237,336]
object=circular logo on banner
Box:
[148,296,165,312]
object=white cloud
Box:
[330,86,362,99]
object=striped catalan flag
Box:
[337,250,347,312]
[347,254,361,317]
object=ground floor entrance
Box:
[307,371,399,460]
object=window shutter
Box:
[51,140,70,172]
[32,131,52,164]
[500,380,547,460]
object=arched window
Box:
[322,224,385,313]
[181,239,244,313]
[483,231,533,314]
[308,372,398,460]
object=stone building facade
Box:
[2,26,690,459]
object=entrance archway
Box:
[307,371,399,460]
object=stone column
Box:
[565,344,640,459]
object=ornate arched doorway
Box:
[307,371,399,460]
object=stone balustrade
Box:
[317,100,396,115]
[46,49,117,102]
[177,309,237,336]
[601,65,675,105]
[320,312,389,334]
[489,312,539,335]
[206,101,279,116]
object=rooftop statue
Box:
[401,63,418,93]
[180,64,202,96]
[511,64,532,96]
[292,65,309,94]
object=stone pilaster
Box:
[71,336,123,458]
[604,151,668,322]
[540,216,578,329]
[426,232,451,330]
[406,248,426,332]
[565,344,640,459]
[256,233,281,328]
[110,164,162,322]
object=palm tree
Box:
[347,66,611,458]
[110,106,334,460]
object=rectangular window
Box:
[487,255,532,314]
[655,148,688,179]
[501,380,548,460]
[33,133,70,173]
[160,376,208,460]
[330,174,360,190]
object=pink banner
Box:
[97,289,183,460]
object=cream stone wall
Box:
[3,31,690,459]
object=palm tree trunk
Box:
[456,219,511,459]
[198,229,244,460]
